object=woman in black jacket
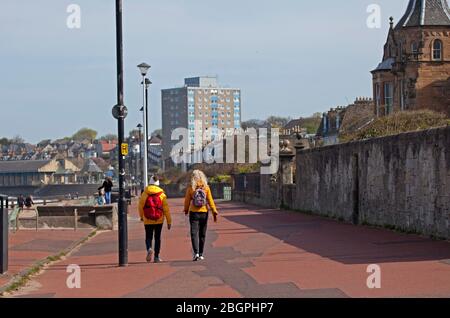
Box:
[98,177,113,204]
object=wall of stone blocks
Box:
[294,126,450,239]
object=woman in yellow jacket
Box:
[139,176,172,263]
[184,170,218,261]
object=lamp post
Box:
[129,136,135,187]
[112,0,128,267]
[137,63,150,188]
[137,123,143,189]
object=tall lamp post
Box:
[112,0,128,267]
[137,63,150,189]
[137,123,143,189]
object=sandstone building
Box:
[317,98,375,145]
[372,0,450,117]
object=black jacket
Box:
[99,180,113,192]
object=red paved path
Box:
[0,229,92,290]
[6,198,450,298]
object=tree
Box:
[241,119,267,130]
[128,129,141,139]
[313,112,323,118]
[100,134,118,141]
[72,128,97,141]
[266,116,291,129]
[151,129,162,138]
[0,137,10,146]
[10,135,25,144]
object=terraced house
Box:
[372,0,450,117]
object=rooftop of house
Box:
[82,159,103,173]
[149,136,162,144]
[317,98,375,137]
[0,160,53,173]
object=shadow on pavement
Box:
[221,202,450,265]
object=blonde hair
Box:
[191,170,208,191]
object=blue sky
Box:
[0,0,409,143]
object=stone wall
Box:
[18,205,118,230]
[233,126,450,239]
[295,126,450,238]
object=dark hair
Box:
[152,175,159,182]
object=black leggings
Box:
[189,212,209,255]
[145,224,163,257]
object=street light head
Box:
[137,123,143,129]
[137,63,151,76]
[139,106,144,112]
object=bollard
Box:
[35,207,39,231]
[0,197,8,274]
[74,209,78,231]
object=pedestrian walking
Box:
[25,195,34,208]
[98,177,113,204]
[183,170,218,262]
[17,195,25,211]
[139,176,172,263]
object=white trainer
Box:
[146,249,153,263]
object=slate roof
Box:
[396,0,450,28]
[372,57,395,73]
[82,159,103,173]
[0,160,52,173]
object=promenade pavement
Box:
[0,229,92,292]
[4,198,450,298]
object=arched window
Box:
[433,40,443,61]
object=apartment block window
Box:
[384,82,394,114]
[433,39,443,61]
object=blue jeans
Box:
[105,192,111,204]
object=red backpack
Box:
[143,192,164,221]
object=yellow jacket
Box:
[184,182,218,215]
[139,185,172,225]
